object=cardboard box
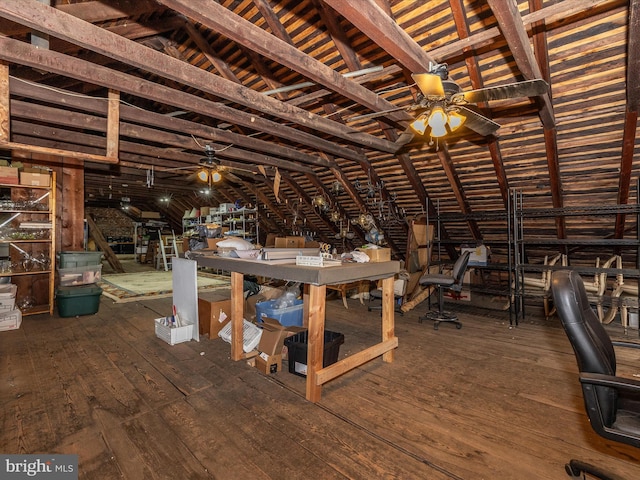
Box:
[255,353,282,374]
[244,286,285,322]
[0,166,19,184]
[461,245,489,266]
[140,211,161,219]
[274,236,305,248]
[219,203,235,213]
[357,247,391,262]
[257,317,304,355]
[20,169,51,187]
[257,317,290,356]
[254,317,305,374]
[198,298,232,336]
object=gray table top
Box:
[194,254,400,285]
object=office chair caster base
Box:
[419,311,462,330]
[564,459,624,480]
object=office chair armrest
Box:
[580,372,640,392]
[612,341,640,350]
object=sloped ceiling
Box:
[0,0,638,262]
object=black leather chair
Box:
[418,250,470,330]
[551,269,640,479]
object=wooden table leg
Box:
[230,271,244,361]
[381,276,395,363]
[306,283,326,402]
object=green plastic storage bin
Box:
[56,285,102,317]
[58,251,103,268]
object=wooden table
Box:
[194,254,400,402]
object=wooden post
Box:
[230,271,244,361]
[0,61,9,143]
[106,89,120,159]
[306,283,326,402]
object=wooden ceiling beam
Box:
[527,0,565,240]
[9,77,331,170]
[288,0,621,111]
[9,100,315,175]
[437,146,483,243]
[0,0,162,36]
[0,0,397,154]
[322,0,436,73]
[0,38,368,164]
[614,0,640,240]
[183,23,242,84]
[156,0,410,125]
[486,0,555,128]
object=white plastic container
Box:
[154,318,194,345]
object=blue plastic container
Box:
[255,298,304,326]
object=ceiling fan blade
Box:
[458,106,501,136]
[185,171,199,183]
[412,73,445,98]
[453,79,548,104]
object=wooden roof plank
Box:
[0,0,398,154]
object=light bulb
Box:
[448,111,465,131]
[196,169,209,182]
[430,123,447,138]
[428,106,447,129]
[211,171,222,183]
[410,114,429,135]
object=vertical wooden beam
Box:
[106,89,120,159]
[59,158,86,251]
[230,271,244,361]
[0,62,9,144]
[381,275,395,363]
[306,283,326,403]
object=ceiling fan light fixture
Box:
[410,114,429,135]
[428,106,449,138]
[211,170,222,183]
[447,110,466,132]
[196,168,209,182]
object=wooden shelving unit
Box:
[0,171,56,315]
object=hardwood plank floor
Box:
[2,274,640,479]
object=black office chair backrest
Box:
[551,269,618,426]
[450,251,471,291]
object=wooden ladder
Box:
[158,231,178,271]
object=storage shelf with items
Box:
[428,200,518,323]
[185,204,258,240]
[512,189,640,329]
[0,170,56,317]
[220,207,257,239]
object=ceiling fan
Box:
[195,144,224,186]
[164,144,248,186]
[355,62,549,148]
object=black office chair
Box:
[418,250,471,330]
[551,269,640,480]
